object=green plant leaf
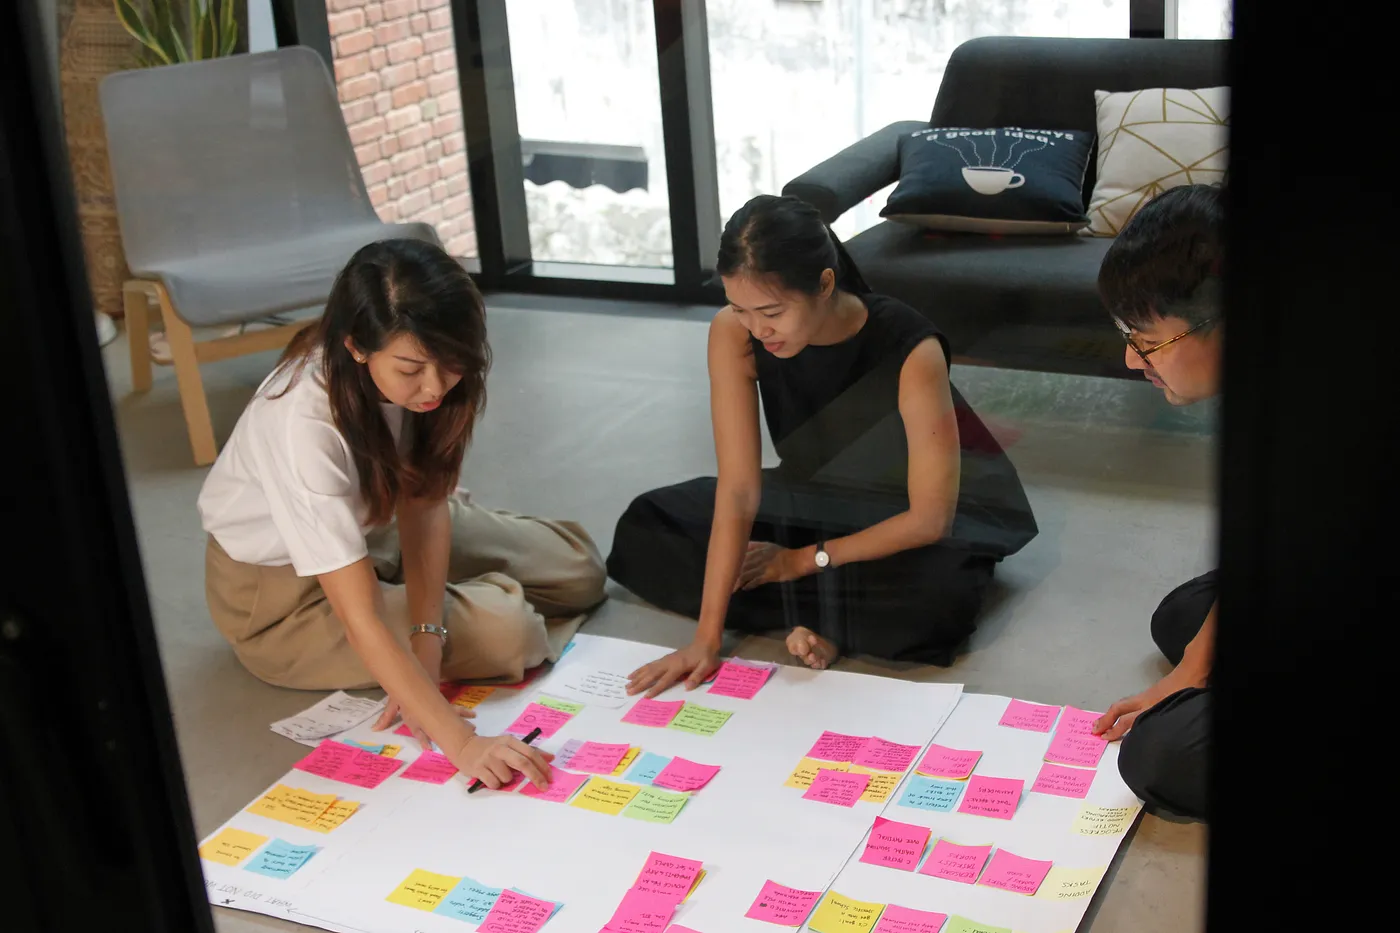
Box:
[219,0,238,56]
[113,0,172,65]
[198,3,216,60]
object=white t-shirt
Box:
[198,355,405,577]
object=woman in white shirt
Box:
[199,238,606,789]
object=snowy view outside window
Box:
[505,0,1230,270]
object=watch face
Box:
[815,549,830,568]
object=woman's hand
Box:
[627,639,722,698]
[734,542,806,591]
[371,633,470,749]
[449,734,554,790]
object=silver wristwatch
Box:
[409,623,449,644]
[814,542,831,571]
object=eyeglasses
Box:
[1112,316,1217,363]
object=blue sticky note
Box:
[433,877,503,923]
[898,775,965,812]
[243,839,319,880]
[338,738,385,754]
[559,640,577,659]
[623,751,672,786]
[509,888,564,919]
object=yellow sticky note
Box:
[1073,804,1140,837]
[570,776,642,815]
[245,785,339,828]
[385,868,460,911]
[611,747,642,777]
[849,765,901,803]
[451,686,496,710]
[309,798,361,834]
[807,890,885,933]
[683,869,706,903]
[1036,865,1107,901]
[379,744,401,758]
[785,756,850,790]
[198,827,268,866]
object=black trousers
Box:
[1117,569,1214,821]
[606,475,995,666]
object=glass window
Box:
[1177,0,1233,39]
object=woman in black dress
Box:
[613,195,1037,695]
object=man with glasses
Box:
[1091,184,1223,822]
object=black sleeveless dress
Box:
[606,294,1037,665]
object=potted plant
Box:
[114,0,239,65]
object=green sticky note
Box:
[667,703,733,736]
[943,916,1012,933]
[535,695,584,714]
[621,786,690,824]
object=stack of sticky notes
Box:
[786,731,922,804]
[385,869,563,931]
[600,851,705,932]
[898,743,983,813]
[198,827,320,880]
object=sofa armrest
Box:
[782,120,926,224]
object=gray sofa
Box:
[783,37,1229,379]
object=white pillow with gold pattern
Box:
[1085,87,1229,236]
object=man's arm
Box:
[1094,599,1216,741]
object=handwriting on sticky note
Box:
[633,851,705,903]
[433,876,503,923]
[379,744,401,758]
[871,904,949,933]
[385,868,461,911]
[621,786,690,824]
[568,741,633,775]
[445,684,496,709]
[666,703,733,736]
[785,756,849,789]
[916,744,982,780]
[998,698,1061,732]
[624,751,672,785]
[1056,706,1103,736]
[611,747,642,777]
[535,694,584,714]
[1074,804,1139,836]
[859,816,931,871]
[554,738,584,768]
[942,916,1012,933]
[851,737,920,773]
[400,751,459,784]
[807,890,885,933]
[1044,730,1107,768]
[803,768,871,807]
[652,756,721,792]
[806,731,867,763]
[978,848,1054,895]
[918,839,993,884]
[744,880,822,926]
[245,784,338,828]
[243,838,318,879]
[570,776,642,815]
[503,702,574,739]
[308,798,359,833]
[198,827,268,866]
[1035,865,1106,901]
[849,765,901,804]
[897,775,963,812]
[706,660,775,699]
[623,697,686,727]
[519,768,589,803]
[606,889,677,933]
[956,775,1024,820]
[294,740,403,789]
[1031,763,1094,799]
[477,888,558,933]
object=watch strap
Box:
[409,623,449,644]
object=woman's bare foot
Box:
[786,626,841,670]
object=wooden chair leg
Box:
[154,284,218,466]
[122,281,153,393]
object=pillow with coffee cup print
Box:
[882,126,1094,234]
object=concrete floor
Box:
[106,294,1210,933]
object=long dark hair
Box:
[715,194,871,296]
[273,238,490,525]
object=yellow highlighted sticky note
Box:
[785,756,850,790]
[807,890,885,933]
[379,744,401,758]
[450,686,496,710]
[385,868,460,911]
[198,827,268,866]
[309,798,360,834]
[1036,865,1107,901]
[611,747,642,777]
[245,785,338,828]
[570,776,642,815]
[849,765,901,803]
[1073,804,1140,837]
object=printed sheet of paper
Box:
[551,668,633,708]
[270,691,387,746]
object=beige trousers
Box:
[206,491,608,691]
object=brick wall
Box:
[327,0,475,258]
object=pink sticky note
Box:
[499,770,527,792]
[633,851,705,903]
[802,768,871,807]
[998,698,1061,732]
[623,698,686,727]
[606,889,677,933]
[518,768,589,803]
[956,775,1024,820]
[851,737,921,773]
[871,904,950,933]
[477,888,557,933]
[805,731,867,763]
[503,702,574,739]
[916,744,982,780]
[1031,762,1095,799]
[1057,706,1104,736]
[918,839,993,884]
[293,740,403,789]
[706,660,774,699]
[399,751,458,784]
[652,757,722,793]
[393,723,414,738]
[743,880,822,926]
[665,927,703,933]
[568,741,633,775]
[978,848,1055,896]
[1044,730,1108,768]
[858,816,931,871]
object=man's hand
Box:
[627,639,722,698]
[1094,663,1208,741]
[370,633,469,749]
[734,542,806,592]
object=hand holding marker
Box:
[466,726,543,794]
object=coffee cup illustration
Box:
[962,166,1025,195]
